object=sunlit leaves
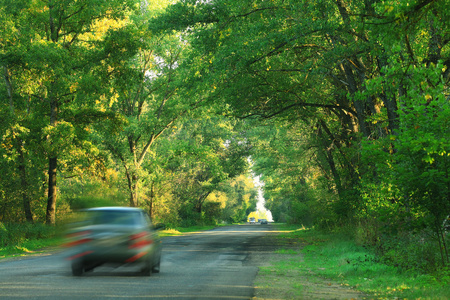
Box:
[0,0,141,222]
[148,0,450,233]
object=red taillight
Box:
[129,232,153,249]
[63,231,92,248]
[67,250,94,261]
[125,252,147,263]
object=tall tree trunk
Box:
[46,88,58,224]
[3,65,14,111]
[377,56,400,135]
[131,173,139,207]
[318,126,343,198]
[195,191,212,214]
[46,156,57,224]
[17,139,33,223]
[341,62,371,138]
[45,4,60,225]
[4,65,33,222]
[124,166,139,207]
[148,182,154,218]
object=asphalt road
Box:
[0,224,274,300]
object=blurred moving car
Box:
[64,207,162,276]
[260,219,268,224]
[249,217,256,224]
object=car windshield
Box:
[87,210,141,226]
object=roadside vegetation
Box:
[1,0,449,291]
[256,224,450,299]
[2,222,450,298]
[0,222,218,259]
[0,223,61,258]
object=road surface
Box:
[0,224,274,300]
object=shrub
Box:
[0,222,57,249]
[377,229,445,273]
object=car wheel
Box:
[71,261,84,276]
[152,258,161,273]
[84,264,96,273]
[141,259,152,276]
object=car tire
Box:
[141,259,152,276]
[152,258,161,273]
[72,261,84,276]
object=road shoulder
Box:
[248,227,367,299]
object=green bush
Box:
[352,218,449,274]
[0,222,57,248]
[377,230,446,273]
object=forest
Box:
[1,0,449,273]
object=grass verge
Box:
[0,223,63,259]
[0,237,62,259]
[0,223,220,258]
[256,224,450,299]
[159,224,223,237]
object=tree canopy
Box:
[147,0,449,267]
[1,0,449,270]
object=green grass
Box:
[0,222,63,259]
[158,225,219,237]
[0,237,62,258]
[270,224,450,299]
[0,223,220,257]
[275,248,300,255]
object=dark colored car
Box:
[64,207,162,276]
[260,219,268,224]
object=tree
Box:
[220,175,258,223]
[157,112,251,225]
[100,17,204,207]
[0,0,138,223]
[149,0,449,236]
[148,0,369,217]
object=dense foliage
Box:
[149,0,450,271]
[1,0,449,273]
[0,0,257,227]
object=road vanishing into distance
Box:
[0,224,275,300]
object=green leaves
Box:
[42,121,76,155]
[147,0,450,237]
[0,0,142,222]
[1,0,448,235]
